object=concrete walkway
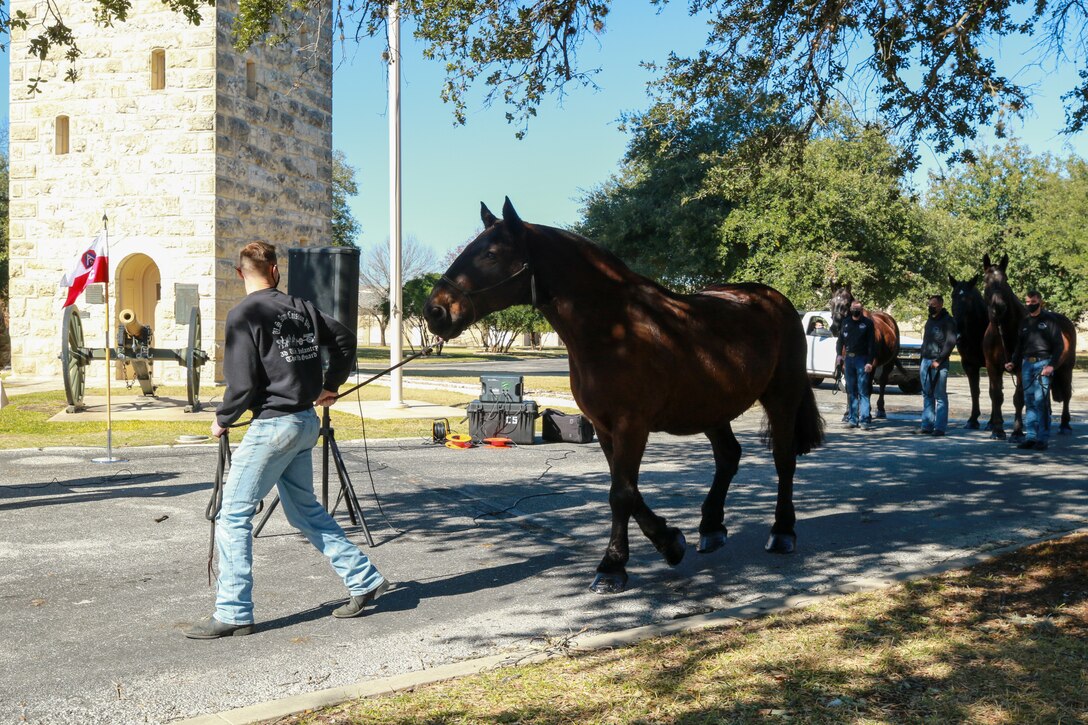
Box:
[1,372,1086,724]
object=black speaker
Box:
[287,246,360,338]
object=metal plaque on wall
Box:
[175,284,199,322]
[85,284,105,305]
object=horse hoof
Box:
[984,422,994,431]
[659,529,687,567]
[990,430,1006,440]
[697,530,727,554]
[590,572,628,595]
[765,532,797,555]
[964,420,980,430]
[1059,426,1073,435]
[875,411,887,420]
[1010,433,1026,443]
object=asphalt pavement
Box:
[1,372,1087,724]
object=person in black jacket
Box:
[186,242,388,639]
[836,300,876,429]
[915,294,958,436]
[1005,290,1065,451]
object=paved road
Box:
[1,377,1086,724]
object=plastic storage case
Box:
[479,374,524,403]
[467,399,538,444]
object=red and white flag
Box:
[60,233,109,307]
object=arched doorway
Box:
[115,253,161,380]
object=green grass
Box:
[283,533,1088,724]
[0,384,477,449]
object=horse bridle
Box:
[439,262,539,325]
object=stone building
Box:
[6,0,333,384]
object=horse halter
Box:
[439,262,539,324]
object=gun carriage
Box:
[59,305,208,414]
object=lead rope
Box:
[205,432,231,586]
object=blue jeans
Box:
[215,409,384,625]
[1021,359,1052,443]
[843,356,872,425]
[920,358,949,432]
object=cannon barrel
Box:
[118,308,147,338]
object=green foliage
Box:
[577,96,793,291]
[402,272,443,349]
[927,142,1088,317]
[7,1,1087,153]
[331,149,361,248]
[476,305,551,353]
[581,107,941,311]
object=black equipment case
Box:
[467,400,538,445]
[541,408,595,444]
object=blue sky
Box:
[3,3,1085,266]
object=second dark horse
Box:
[425,199,825,593]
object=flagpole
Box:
[93,213,124,464]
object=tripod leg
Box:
[328,432,375,547]
[253,494,281,538]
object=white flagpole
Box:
[93,213,124,464]
[387,1,405,408]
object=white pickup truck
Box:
[800,311,924,393]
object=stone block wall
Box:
[7,0,334,386]
[213,0,334,371]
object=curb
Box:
[174,523,1087,725]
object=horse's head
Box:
[982,253,1014,323]
[828,284,854,336]
[948,272,980,324]
[424,197,536,340]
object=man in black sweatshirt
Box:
[1005,290,1065,451]
[835,300,876,429]
[186,242,387,639]
[915,294,958,436]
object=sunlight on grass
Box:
[0,385,476,450]
[287,534,1088,725]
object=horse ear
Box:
[948,273,957,288]
[968,274,979,287]
[502,196,524,235]
[480,202,498,227]
[982,253,992,270]
[999,253,1008,272]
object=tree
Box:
[11,1,1088,156]
[475,305,551,353]
[581,108,942,311]
[927,142,1088,318]
[331,149,361,248]
[359,236,438,345]
[401,272,442,350]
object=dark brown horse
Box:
[982,253,1077,438]
[828,285,901,419]
[425,198,825,593]
[949,274,988,429]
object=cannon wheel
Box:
[61,306,87,413]
[185,306,203,413]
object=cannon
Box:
[60,305,208,413]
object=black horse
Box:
[982,253,1077,439]
[425,198,825,593]
[948,274,988,429]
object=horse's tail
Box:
[794,384,825,455]
[1051,367,1074,403]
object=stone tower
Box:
[7,0,333,384]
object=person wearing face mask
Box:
[914,294,958,436]
[1005,290,1065,451]
[186,241,388,639]
[836,300,876,429]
